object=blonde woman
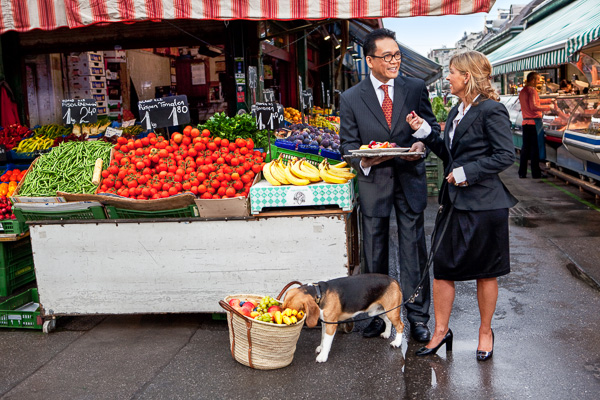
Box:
[406,51,518,361]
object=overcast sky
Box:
[383,0,519,56]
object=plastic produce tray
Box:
[0,220,28,235]
[269,144,341,168]
[0,256,36,297]
[105,205,199,219]
[0,288,42,330]
[13,204,107,223]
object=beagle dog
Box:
[283,274,404,362]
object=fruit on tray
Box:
[359,141,398,150]
[227,296,304,325]
[262,156,353,186]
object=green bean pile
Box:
[18,141,113,196]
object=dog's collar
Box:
[312,283,322,305]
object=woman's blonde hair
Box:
[449,50,499,105]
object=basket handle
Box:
[218,300,255,369]
[276,281,304,301]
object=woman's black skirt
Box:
[432,205,510,281]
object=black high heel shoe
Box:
[415,329,453,356]
[476,330,494,361]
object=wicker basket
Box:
[219,281,305,370]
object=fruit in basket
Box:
[277,123,341,153]
[229,298,241,307]
[267,305,282,314]
[274,311,283,325]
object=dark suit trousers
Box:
[361,182,430,325]
[519,123,542,178]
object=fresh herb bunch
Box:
[200,112,274,150]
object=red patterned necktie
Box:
[381,84,392,129]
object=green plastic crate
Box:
[0,256,36,297]
[13,205,106,223]
[0,288,42,330]
[0,237,33,269]
[0,219,28,235]
[269,144,341,168]
[105,205,199,219]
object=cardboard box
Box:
[70,75,106,90]
[70,51,104,63]
[249,178,355,214]
[103,50,126,63]
[70,88,106,99]
[194,174,261,218]
[97,106,108,115]
[69,64,105,77]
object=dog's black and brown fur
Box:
[283,274,404,362]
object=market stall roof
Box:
[399,42,443,85]
[0,0,496,35]
[487,0,600,75]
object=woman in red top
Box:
[518,72,554,178]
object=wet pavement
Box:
[1,163,600,399]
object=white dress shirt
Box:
[361,74,430,175]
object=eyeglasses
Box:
[369,52,402,63]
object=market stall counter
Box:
[27,205,359,332]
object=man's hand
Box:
[360,155,395,169]
[398,141,425,161]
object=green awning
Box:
[488,0,600,75]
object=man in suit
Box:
[339,28,440,342]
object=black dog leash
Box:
[319,204,454,325]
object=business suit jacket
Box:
[421,98,518,211]
[339,75,440,217]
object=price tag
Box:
[122,119,136,127]
[0,145,6,163]
[62,99,98,125]
[105,127,123,138]
[263,89,275,103]
[248,66,257,89]
[252,102,282,130]
[138,95,190,130]
[301,89,313,110]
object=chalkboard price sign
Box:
[138,95,190,130]
[62,99,98,125]
[301,89,313,110]
[263,89,275,103]
[252,102,283,130]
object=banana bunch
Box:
[262,156,355,186]
[318,159,355,184]
[15,136,54,153]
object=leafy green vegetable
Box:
[199,112,274,150]
[431,97,449,122]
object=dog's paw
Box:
[380,331,391,339]
[316,353,329,363]
[315,345,322,354]
[390,336,403,348]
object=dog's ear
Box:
[303,298,320,328]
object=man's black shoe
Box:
[363,316,385,338]
[411,322,431,342]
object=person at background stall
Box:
[339,28,440,343]
[405,50,518,361]
[518,72,555,178]
[559,79,572,93]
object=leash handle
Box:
[276,281,304,301]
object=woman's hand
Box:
[406,111,424,130]
[446,172,468,187]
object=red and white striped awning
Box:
[0,0,495,35]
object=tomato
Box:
[207,142,217,151]
[172,133,183,144]
[230,157,239,166]
[183,125,192,136]
[241,174,252,184]
[210,179,220,189]
[228,142,237,152]
[240,147,249,155]
[191,128,200,138]
[214,137,222,146]
[217,187,226,196]
[182,182,192,191]
[194,142,205,152]
[188,148,197,158]
[233,180,243,190]
[198,185,207,194]
[201,128,210,137]
[135,161,145,171]
[252,164,262,174]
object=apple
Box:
[229,298,241,307]
[267,305,282,314]
[238,307,252,317]
[242,301,256,310]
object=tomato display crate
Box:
[0,288,42,330]
[0,236,33,269]
[0,220,28,235]
[0,256,36,297]
[105,205,199,219]
[12,203,107,222]
[269,143,341,168]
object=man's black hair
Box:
[363,28,397,57]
